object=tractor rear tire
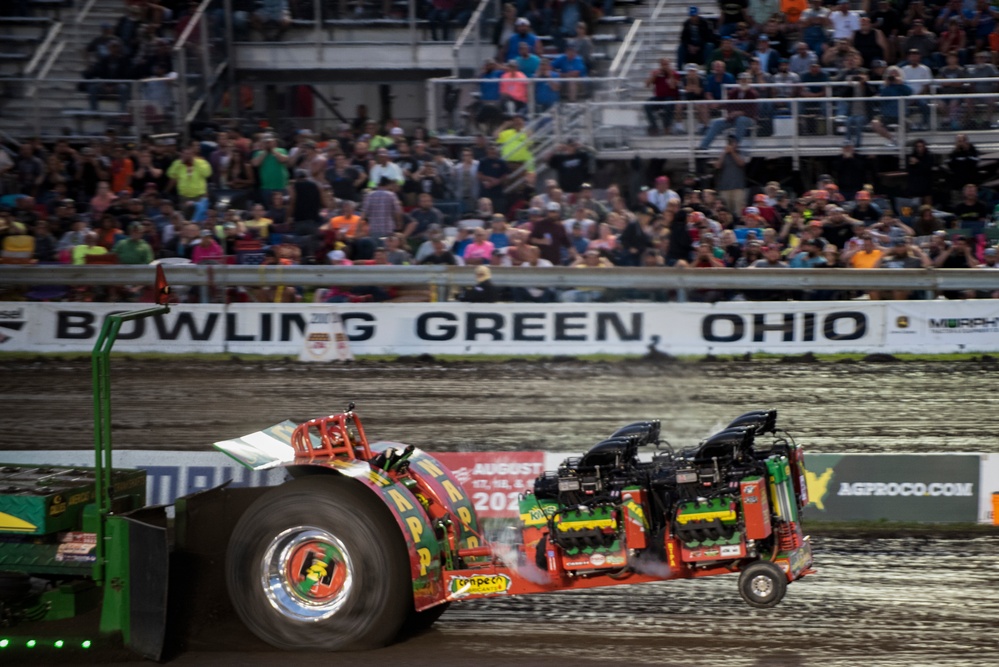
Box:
[738,561,788,608]
[225,475,411,651]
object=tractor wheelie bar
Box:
[0,269,815,657]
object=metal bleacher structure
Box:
[425,0,999,173]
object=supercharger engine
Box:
[521,410,809,575]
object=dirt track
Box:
[0,356,996,454]
[2,357,999,666]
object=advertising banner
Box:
[0,300,900,355]
[436,452,545,519]
[886,301,999,352]
[804,454,980,522]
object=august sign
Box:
[804,454,980,522]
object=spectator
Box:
[952,183,991,230]
[463,227,496,264]
[252,0,291,40]
[13,145,45,197]
[871,0,901,60]
[244,203,274,241]
[534,59,561,112]
[830,0,861,42]
[876,238,931,299]
[72,231,109,264]
[901,20,937,62]
[514,245,556,302]
[938,18,968,67]
[800,2,831,56]
[166,145,212,205]
[551,45,588,102]
[800,61,829,133]
[499,60,529,114]
[842,231,884,270]
[754,36,780,74]
[938,52,970,130]
[419,236,458,265]
[505,17,542,62]
[362,177,403,254]
[191,229,224,264]
[749,243,788,268]
[977,247,999,298]
[708,36,748,76]
[326,153,365,204]
[458,265,499,302]
[366,148,404,190]
[648,175,680,212]
[680,64,711,133]
[788,42,818,76]
[933,236,978,299]
[849,190,883,223]
[248,135,288,203]
[900,49,932,129]
[645,58,681,136]
[515,40,541,78]
[718,0,750,38]
[678,7,716,67]
[548,139,590,194]
[871,71,912,147]
[853,16,889,68]
[570,21,595,72]
[529,201,570,265]
[495,114,533,173]
[383,233,413,265]
[112,221,155,265]
[906,139,934,206]
[699,73,758,149]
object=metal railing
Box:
[586,91,999,168]
[1,76,179,139]
[3,265,998,293]
[426,75,628,135]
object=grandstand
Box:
[1,0,998,305]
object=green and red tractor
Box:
[0,268,815,657]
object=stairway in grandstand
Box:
[0,0,169,140]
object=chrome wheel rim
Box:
[749,573,774,599]
[261,527,353,622]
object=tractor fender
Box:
[285,458,445,610]
[373,442,484,552]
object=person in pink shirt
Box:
[191,229,224,263]
[462,227,496,265]
[89,181,116,218]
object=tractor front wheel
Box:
[738,561,788,608]
[225,475,411,651]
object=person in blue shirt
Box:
[534,58,561,111]
[505,17,541,62]
[516,41,541,78]
[551,45,588,101]
[704,59,735,103]
[871,71,912,147]
[479,58,503,103]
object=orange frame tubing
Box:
[291,412,373,461]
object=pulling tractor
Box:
[0,268,815,658]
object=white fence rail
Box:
[2,265,998,291]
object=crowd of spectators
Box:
[664,0,999,143]
[1,109,997,303]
